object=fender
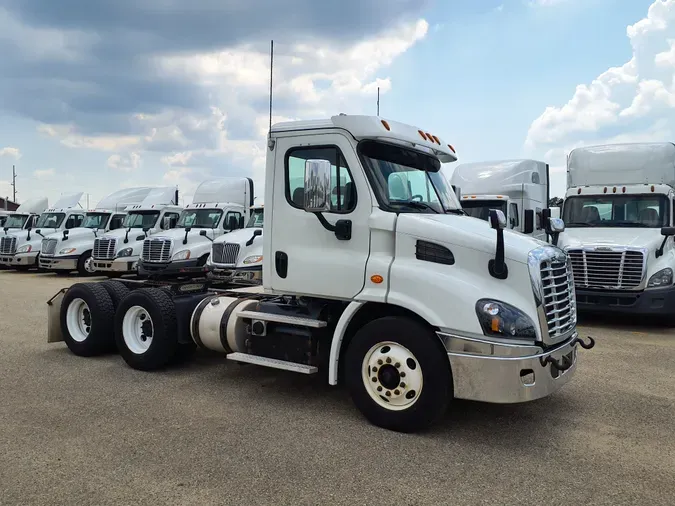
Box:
[328,301,364,385]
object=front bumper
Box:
[138,258,209,278]
[439,331,586,403]
[92,257,138,273]
[39,255,78,271]
[575,286,675,316]
[0,252,39,267]
[209,265,262,285]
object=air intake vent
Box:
[415,241,454,265]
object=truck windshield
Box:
[35,212,65,229]
[177,209,223,228]
[2,214,28,229]
[82,213,111,229]
[123,211,160,229]
[563,195,669,228]
[246,209,264,228]
[358,140,461,214]
[461,200,508,221]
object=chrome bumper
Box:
[438,331,583,404]
[0,252,38,266]
[92,257,138,273]
[39,257,77,270]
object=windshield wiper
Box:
[390,201,439,214]
[445,208,466,215]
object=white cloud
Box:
[106,152,141,172]
[525,0,675,195]
[0,147,21,159]
[38,123,141,152]
[33,168,56,179]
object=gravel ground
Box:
[1,269,674,505]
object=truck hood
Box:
[156,228,219,243]
[397,213,548,263]
[213,227,261,245]
[47,227,99,241]
[5,228,58,243]
[101,228,148,242]
[558,227,663,251]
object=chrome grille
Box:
[540,257,576,339]
[93,237,117,260]
[211,243,240,265]
[0,236,17,255]
[41,238,58,256]
[141,238,172,263]
[567,249,645,289]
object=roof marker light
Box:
[651,185,655,192]
[381,120,391,131]
[612,187,617,193]
[418,130,427,140]
[603,187,607,193]
[622,187,626,193]
[431,135,441,145]
[447,144,456,153]
[577,188,582,194]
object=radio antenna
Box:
[377,87,380,116]
[269,40,274,134]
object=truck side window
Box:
[223,211,242,231]
[109,215,125,230]
[66,214,84,229]
[535,208,542,230]
[162,213,179,229]
[509,203,519,229]
[286,146,356,213]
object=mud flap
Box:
[47,288,68,343]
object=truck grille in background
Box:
[93,238,117,260]
[567,249,645,289]
[141,238,172,263]
[41,238,58,256]
[0,236,17,255]
[540,257,576,339]
[212,243,240,265]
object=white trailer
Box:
[137,177,253,279]
[558,142,675,316]
[47,114,592,433]
[0,193,84,271]
[38,188,157,276]
[450,159,551,241]
[90,187,181,276]
[207,204,264,285]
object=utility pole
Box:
[11,165,16,203]
[377,87,380,116]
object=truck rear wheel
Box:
[114,288,183,371]
[60,283,116,356]
[100,280,130,310]
[344,316,452,433]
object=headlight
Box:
[59,248,76,255]
[172,250,191,260]
[116,248,133,258]
[647,268,673,288]
[242,255,263,265]
[475,299,537,340]
[17,244,32,253]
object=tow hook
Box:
[572,335,596,350]
[540,354,574,372]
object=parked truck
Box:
[207,204,264,285]
[558,142,675,316]
[47,114,593,433]
[450,159,551,241]
[39,188,156,276]
[90,187,181,277]
[1,197,47,234]
[0,193,84,271]
[137,177,252,279]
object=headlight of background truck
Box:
[647,268,673,288]
[242,255,263,265]
[17,244,32,253]
[172,250,191,261]
[116,248,133,258]
[475,299,537,340]
[59,248,76,255]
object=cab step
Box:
[226,352,318,374]
[237,310,327,328]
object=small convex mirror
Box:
[162,216,172,229]
[303,159,332,213]
[548,217,565,233]
[489,209,507,230]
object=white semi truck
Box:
[90,187,181,276]
[1,197,47,234]
[0,193,84,271]
[207,204,264,285]
[47,114,594,433]
[558,142,675,316]
[450,159,551,241]
[39,188,156,276]
[137,178,252,279]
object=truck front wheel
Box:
[344,316,452,433]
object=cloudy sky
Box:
[0,0,672,207]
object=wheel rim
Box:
[84,256,95,273]
[122,305,154,354]
[361,341,423,411]
[66,298,92,343]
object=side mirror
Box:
[246,229,263,246]
[548,217,565,234]
[661,227,675,236]
[239,216,245,228]
[227,215,239,230]
[303,159,333,213]
[199,230,207,237]
[523,210,534,234]
[488,209,507,230]
[162,217,171,229]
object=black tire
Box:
[14,265,31,272]
[55,271,72,276]
[77,251,93,276]
[344,316,452,433]
[114,288,181,371]
[100,280,130,310]
[60,282,116,356]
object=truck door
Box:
[269,133,372,299]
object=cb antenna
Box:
[269,40,274,134]
[377,87,380,116]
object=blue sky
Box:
[0,0,672,206]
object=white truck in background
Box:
[1,197,47,234]
[0,193,85,271]
[137,177,252,279]
[39,188,156,276]
[208,204,264,285]
[90,187,181,277]
[558,142,675,316]
[50,114,593,433]
[450,159,551,241]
